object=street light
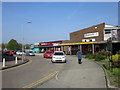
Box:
[22,21,32,62]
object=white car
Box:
[51,51,66,63]
[16,50,26,55]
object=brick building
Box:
[33,23,120,55]
[61,23,120,55]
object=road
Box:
[36,56,107,88]
[2,54,107,88]
[2,55,65,88]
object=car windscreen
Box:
[46,52,53,53]
[6,51,10,53]
[29,51,33,53]
[54,52,64,55]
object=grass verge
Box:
[84,57,120,88]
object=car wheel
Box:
[64,60,66,63]
[51,60,54,63]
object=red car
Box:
[43,51,54,58]
[5,50,14,56]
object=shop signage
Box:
[112,30,117,40]
[84,32,99,38]
[40,41,62,46]
[34,43,39,45]
[40,43,47,46]
[53,43,60,46]
[30,45,34,49]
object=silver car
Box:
[26,51,35,56]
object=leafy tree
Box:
[7,39,20,50]
[18,43,22,49]
[4,43,8,48]
[24,44,30,49]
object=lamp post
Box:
[22,21,32,62]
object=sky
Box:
[2,2,118,44]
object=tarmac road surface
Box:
[2,55,65,88]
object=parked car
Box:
[26,51,35,56]
[51,51,66,63]
[16,50,26,55]
[14,50,18,55]
[43,51,54,58]
[5,50,14,56]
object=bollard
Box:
[2,58,5,67]
[15,57,18,64]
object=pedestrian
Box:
[76,51,82,64]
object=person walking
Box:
[76,51,82,64]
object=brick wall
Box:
[70,23,105,43]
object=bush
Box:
[110,54,120,62]
[85,54,94,59]
[95,54,106,61]
[85,50,109,61]
[98,50,109,58]
[93,52,99,58]
[116,50,120,54]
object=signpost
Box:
[107,38,113,71]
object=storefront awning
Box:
[61,42,93,46]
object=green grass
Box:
[95,58,109,62]
[106,68,120,87]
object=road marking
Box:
[22,71,59,88]
[55,71,59,80]
[0,59,32,72]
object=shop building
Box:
[61,23,120,55]
[32,23,120,55]
[30,43,40,53]
[39,41,62,52]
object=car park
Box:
[26,51,35,56]
[51,51,66,63]
[43,51,54,58]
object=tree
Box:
[7,39,20,50]
[24,44,30,49]
[18,43,22,49]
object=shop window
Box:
[105,29,111,34]
[90,40,92,42]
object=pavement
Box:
[0,53,41,70]
[0,55,29,70]
[36,55,107,88]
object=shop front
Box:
[61,42,94,55]
[39,41,62,52]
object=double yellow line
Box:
[22,71,59,88]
